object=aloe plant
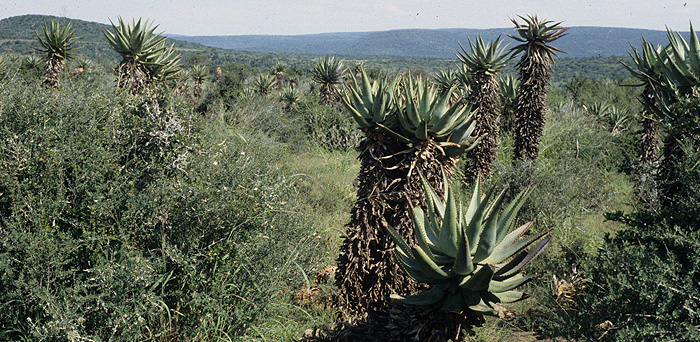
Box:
[189,64,209,99]
[35,20,78,89]
[253,73,276,96]
[103,17,181,94]
[335,69,479,317]
[312,55,345,106]
[508,15,568,161]
[457,35,510,182]
[498,74,520,133]
[388,178,551,315]
[621,37,670,168]
[645,24,700,206]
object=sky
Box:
[1,0,699,36]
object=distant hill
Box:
[170,27,689,59]
[0,15,241,63]
[0,15,652,81]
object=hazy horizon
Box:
[2,1,699,36]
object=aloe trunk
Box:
[297,301,483,342]
[637,86,660,168]
[335,131,456,316]
[43,55,64,89]
[463,72,501,182]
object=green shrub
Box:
[536,227,700,341]
[0,77,322,340]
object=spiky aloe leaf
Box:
[459,264,494,291]
[390,283,446,305]
[494,234,553,280]
[488,273,533,293]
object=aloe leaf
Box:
[484,224,545,265]
[442,291,467,313]
[391,283,446,305]
[438,187,459,257]
[385,224,411,257]
[495,234,552,279]
[459,264,495,291]
[412,246,449,280]
[496,187,532,243]
[488,273,533,292]
[394,253,439,284]
[491,290,527,303]
[453,225,474,276]
[420,175,445,217]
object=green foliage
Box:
[537,227,700,341]
[0,77,322,341]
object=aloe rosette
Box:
[342,71,479,157]
[387,178,552,314]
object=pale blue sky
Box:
[2,0,698,36]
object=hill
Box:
[0,14,285,68]
[0,15,637,81]
[169,26,689,59]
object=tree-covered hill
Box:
[0,14,634,81]
[170,26,692,59]
[0,14,280,67]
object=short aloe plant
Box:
[387,178,552,315]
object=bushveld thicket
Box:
[0,14,699,342]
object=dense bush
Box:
[535,97,700,341]
[0,76,322,340]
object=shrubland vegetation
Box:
[0,14,698,342]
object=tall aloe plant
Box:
[646,24,700,206]
[621,37,669,168]
[456,35,510,182]
[312,55,345,106]
[335,70,478,316]
[35,20,78,89]
[508,15,568,162]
